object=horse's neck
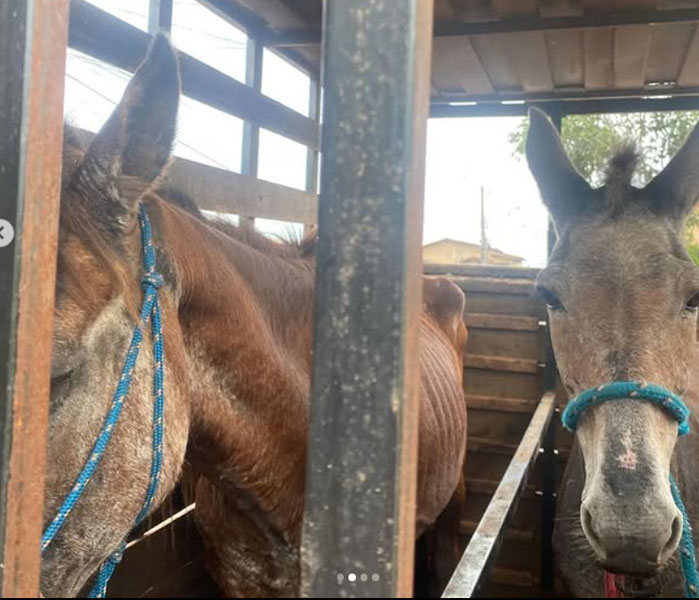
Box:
[157,200,312,532]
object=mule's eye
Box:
[685,292,699,312]
[537,286,564,311]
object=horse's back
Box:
[417,277,468,530]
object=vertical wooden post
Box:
[240,34,263,231]
[0,0,69,595]
[301,1,434,597]
[304,76,321,235]
[148,0,173,34]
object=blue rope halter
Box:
[41,205,166,598]
[562,380,698,598]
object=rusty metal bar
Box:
[301,0,433,597]
[441,392,556,599]
[0,0,69,595]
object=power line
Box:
[65,73,233,170]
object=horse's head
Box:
[527,108,699,576]
[43,35,190,596]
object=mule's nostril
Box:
[659,513,683,564]
[581,506,605,558]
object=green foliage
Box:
[509,111,699,187]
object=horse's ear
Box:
[525,108,594,231]
[643,122,699,224]
[70,33,180,234]
[423,277,467,351]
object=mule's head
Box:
[527,108,699,576]
[43,35,189,596]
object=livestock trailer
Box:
[2,0,699,597]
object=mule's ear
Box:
[526,108,593,230]
[71,33,180,233]
[643,122,699,223]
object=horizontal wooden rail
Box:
[450,276,536,295]
[442,391,556,598]
[465,313,541,332]
[466,478,536,499]
[68,0,319,149]
[465,395,539,414]
[467,437,519,456]
[423,263,540,280]
[74,128,318,224]
[465,354,539,374]
[459,520,534,544]
[168,156,318,224]
[261,9,699,47]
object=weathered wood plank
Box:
[166,157,318,224]
[546,30,584,88]
[75,129,318,224]
[424,263,540,279]
[451,275,536,294]
[492,0,538,17]
[506,32,555,92]
[466,354,540,374]
[678,23,699,85]
[431,36,494,94]
[465,394,540,413]
[462,292,547,319]
[470,34,522,91]
[465,313,541,332]
[466,478,537,499]
[466,328,544,361]
[460,520,535,543]
[613,25,653,88]
[645,23,696,82]
[584,28,614,89]
[467,436,519,456]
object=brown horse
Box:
[527,107,699,597]
[43,35,468,597]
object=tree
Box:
[509,111,699,258]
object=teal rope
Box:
[563,380,697,598]
[672,476,699,598]
[41,206,166,599]
[562,381,690,436]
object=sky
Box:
[64,0,549,267]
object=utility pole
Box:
[480,186,488,264]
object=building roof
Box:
[423,238,525,263]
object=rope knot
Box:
[141,271,164,290]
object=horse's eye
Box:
[685,291,699,312]
[537,286,564,311]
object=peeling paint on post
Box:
[301,1,433,598]
[0,0,68,595]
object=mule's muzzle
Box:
[581,499,682,576]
